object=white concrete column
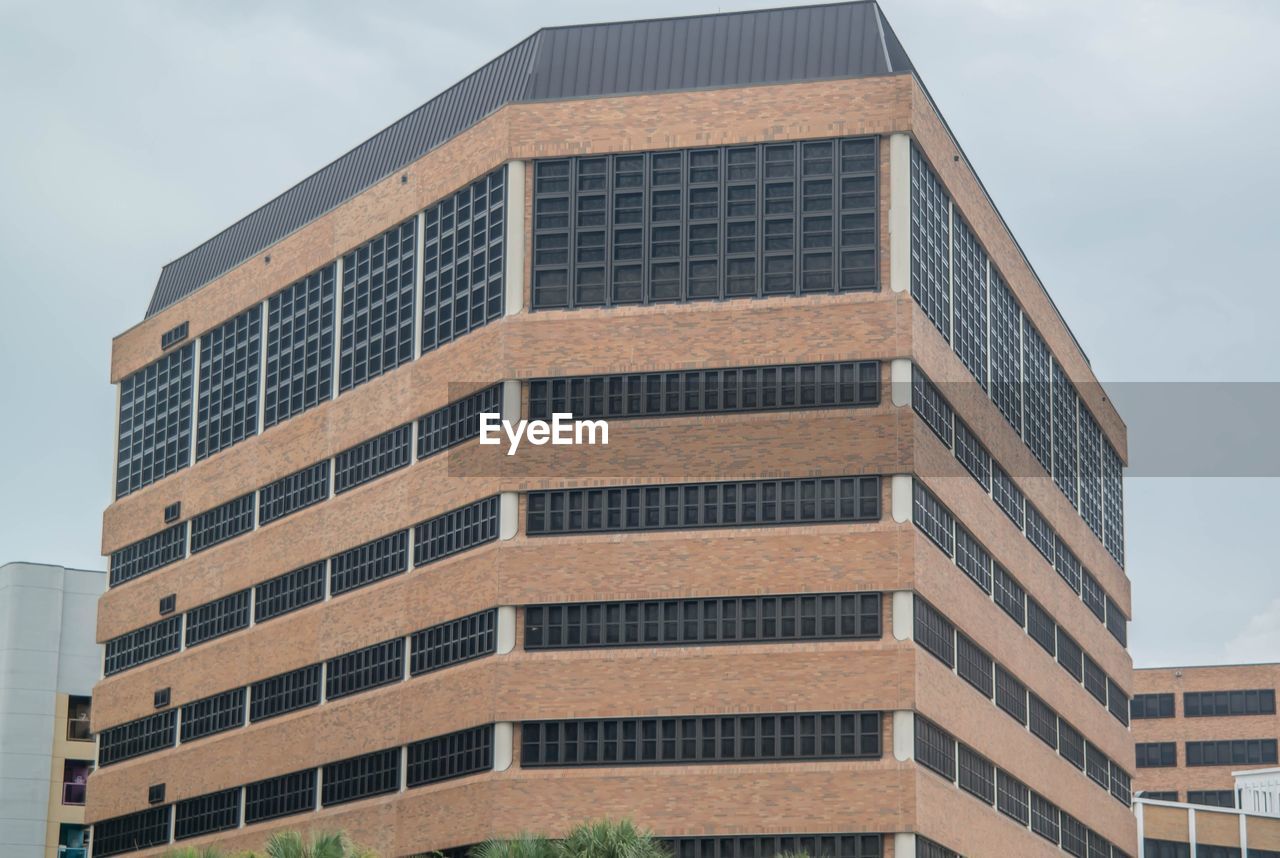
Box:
[891,474,914,524]
[892,710,915,762]
[501,378,521,420]
[890,358,913,408]
[496,606,517,655]
[493,722,515,772]
[1135,800,1145,858]
[891,591,914,642]
[893,833,916,858]
[887,133,912,295]
[503,161,526,315]
[1188,807,1197,858]
[499,492,519,540]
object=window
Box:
[1051,361,1078,504]
[1108,679,1130,726]
[1056,628,1083,681]
[527,593,881,650]
[197,306,261,460]
[410,609,497,675]
[1030,792,1060,844]
[1059,720,1084,770]
[1078,409,1103,538]
[321,747,401,806]
[912,481,954,556]
[1026,598,1056,656]
[92,807,172,857]
[259,461,330,525]
[1186,739,1278,767]
[997,770,1030,825]
[407,724,494,787]
[164,501,182,522]
[1028,693,1058,750]
[67,696,92,741]
[161,321,189,350]
[916,839,960,858]
[249,664,322,723]
[325,638,404,700]
[991,464,1025,529]
[159,593,176,615]
[521,711,881,767]
[339,218,416,392]
[413,496,500,566]
[1141,842,1190,858]
[153,688,170,709]
[104,616,181,675]
[189,493,255,553]
[911,366,954,447]
[174,787,240,840]
[1082,655,1107,705]
[530,361,880,421]
[993,564,1025,626]
[988,274,1022,433]
[995,665,1027,724]
[1053,538,1081,593]
[954,419,991,490]
[666,835,883,858]
[957,743,995,804]
[116,345,193,498]
[956,633,994,698]
[532,138,877,310]
[255,561,326,622]
[244,769,317,824]
[97,710,176,766]
[109,522,187,587]
[1135,742,1176,768]
[264,266,335,427]
[1111,766,1132,806]
[1021,323,1052,472]
[1085,741,1110,789]
[422,166,505,353]
[528,477,880,535]
[1131,693,1174,720]
[329,530,409,596]
[1087,831,1111,858]
[1060,812,1087,857]
[184,590,250,647]
[1103,441,1125,566]
[950,216,989,389]
[954,526,992,593]
[180,688,245,743]
[909,145,950,339]
[914,598,955,668]
[1185,689,1277,717]
[333,423,412,494]
[1187,790,1235,808]
[1139,791,1178,801]
[1105,596,1127,645]
[418,384,503,459]
[914,716,956,780]
[1081,571,1106,622]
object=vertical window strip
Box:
[340,218,416,392]
[116,345,194,498]
[264,266,335,427]
[197,305,261,460]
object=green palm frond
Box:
[559,819,668,858]
[470,834,560,858]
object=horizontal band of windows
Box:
[528,360,880,421]
[1186,738,1278,767]
[524,592,882,649]
[527,476,881,536]
[97,709,176,767]
[520,711,881,767]
[912,598,1132,806]
[914,715,1128,857]
[103,617,181,676]
[667,834,884,858]
[911,478,1129,727]
[912,365,1127,647]
[108,522,187,587]
[1184,688,1276,717]
[96,724,495,856]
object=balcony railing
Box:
[62,782,86,806]
[66,717,92,742]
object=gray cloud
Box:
[1,0,1276,668]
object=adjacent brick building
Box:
[88,4,1137,857]
[1133,664,1280,806]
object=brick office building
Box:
[87,4,1137,857]
[1133,664,1280,806]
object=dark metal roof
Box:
[145,1,911,318]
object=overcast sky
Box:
[1,0,1276,668]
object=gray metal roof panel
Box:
[146,2,905,318]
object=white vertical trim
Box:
[493,722,514,772]
[173,705,183,746]
[314,765,324,811]
[890,358,913,407]
[323,558,332,602]
[887,133,911,294]
[496,606,517,654]
[1240,808,1248,855]
[502,378,521,420]
[247,586,256,628]
[238,783,247,827]
[1188,806,1197,858]
[499,492,519,540]
[893,833,916,858]
[413,210,426,359]
[891,591,914,642]
[399,745,409,792]
[167,801,177,843]
[890,474,913,524]
[1135,800,1144,858]
[503,161,526,315]
[892,710,914,761]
